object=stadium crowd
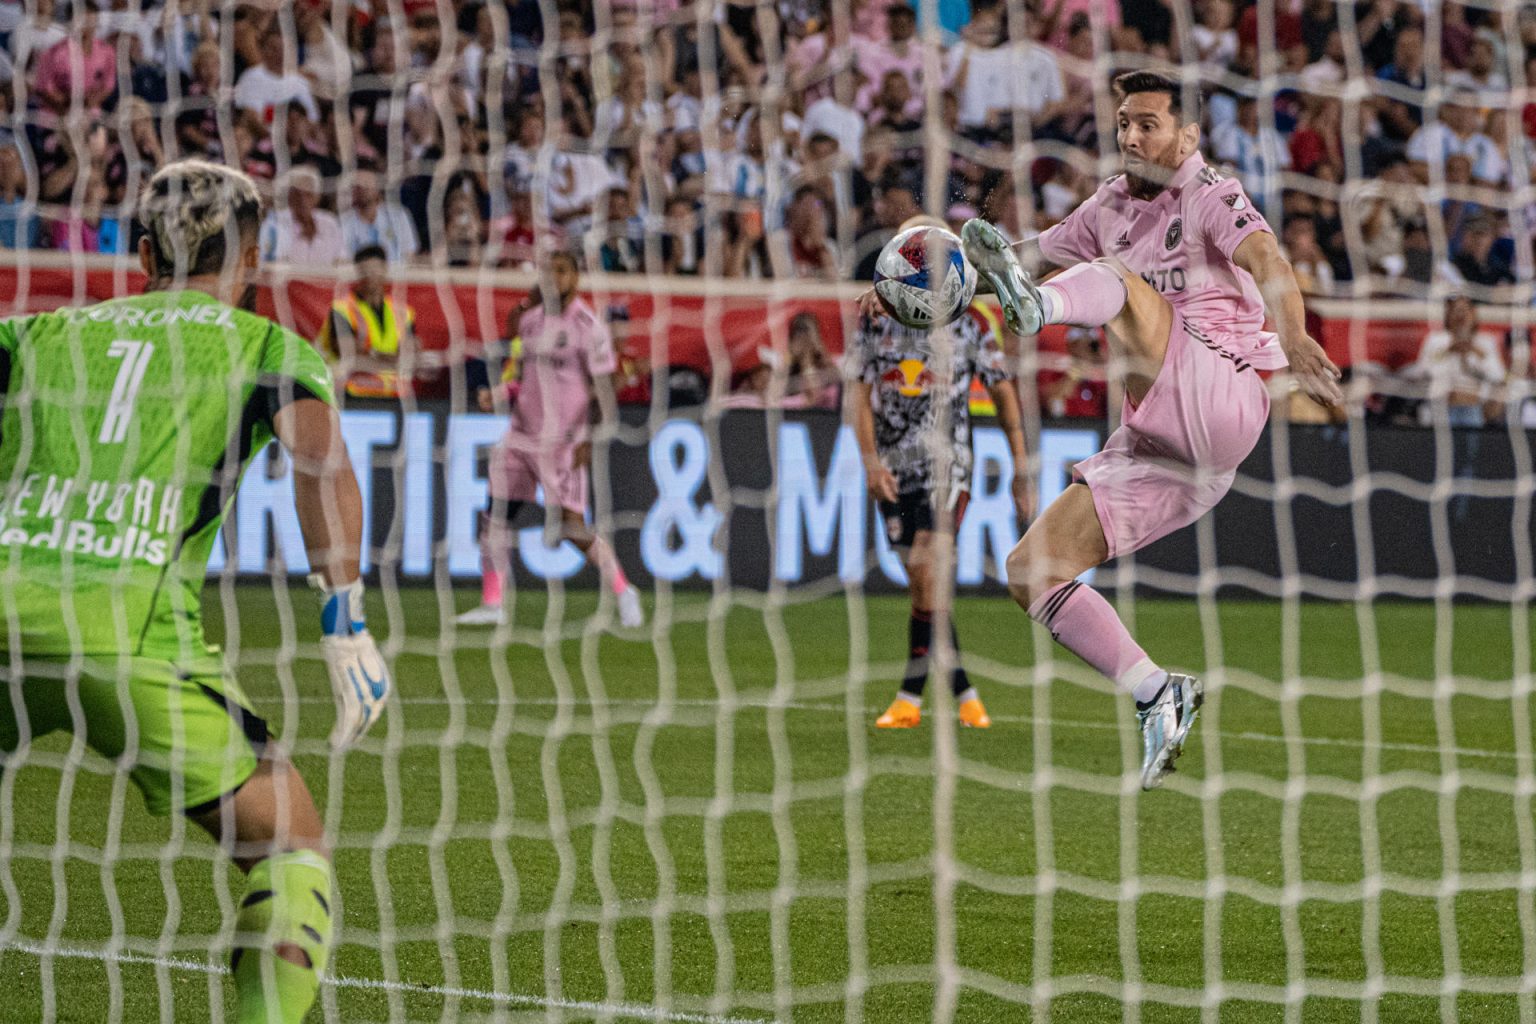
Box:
[0,0,1528,421]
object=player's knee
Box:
[1004,541,1035,603]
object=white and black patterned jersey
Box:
[846,305,1011,496]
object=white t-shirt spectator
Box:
[1406,123,1506,185]
[1213,120,1292,201]
[341,205,419,263]
[592,96,665,150]
[548,151,619,234]
[944,40,1064,128]
[259,208,346,266]
[1191,23,1237,70]
[802,97,864,160]
[234,64,320,122]
[1404,329,1506,400]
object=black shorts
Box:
[878,489,971,550]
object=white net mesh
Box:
[0,0,1534,1021]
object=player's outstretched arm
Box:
[274,398,392,750]
[1234,231,1344,408]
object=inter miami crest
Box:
[1222,193,1247,211]
[1164,218,1183,250]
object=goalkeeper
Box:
[0,160,389,1023]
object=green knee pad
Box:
[232,850,335,1024]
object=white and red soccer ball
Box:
[872,225,977,330]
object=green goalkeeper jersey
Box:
[0,289,336,659]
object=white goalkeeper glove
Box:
[310,575,391,750]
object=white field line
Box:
[283,693,1529,764]
[0,938,778,1024]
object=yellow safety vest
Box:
[332,295,411,356]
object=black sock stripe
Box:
[240,890,274,909]
[312,889,330,916]
[301,925,324,946]
[1040,581,1081,625]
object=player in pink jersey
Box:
[961,69,1344,789]
[457,250,644,628]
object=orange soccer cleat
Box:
[958,697,992,729]
[875,696,922,728]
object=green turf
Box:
[1,587,1533,1023]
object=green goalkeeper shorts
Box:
[0,654,269,817]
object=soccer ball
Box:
[872,225,977,330]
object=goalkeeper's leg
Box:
[190,758,334,1024]
[560,507,644,628]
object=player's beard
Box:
[1122,148,1180,200]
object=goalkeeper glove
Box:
[310,575,391,750]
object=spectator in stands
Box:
[0,145,36,250]
[260,166,345,267]
[1407,96,1505,187]
[294,0,351,101]
[341,169,420,264]
[660,195,703,275]
[596,184,645,273]
[1451,214,1515,287]
[944,7,1067,141]
[1289,95,1344,178]
[234,30,320,123]
[490,185,537,270]
[9,0,65,77]
[1191,0,1238,72]
[33,8,113,118]
[1212,95,1292,216]
[855,3,923,114]
[868,69,922,131]
[776,183,839,280]
[1282,217,1334,296]
[1375,26,1427,146]
[593,54,664,157]
[1448,29,1507,95]
[49,167,122,254]
[802,66,866,166]
[318,244,419,400]
[503,106,542,191]
[1402,295,1506,428]
[1299,29,1346,88]
[853,174,921,279]
[441,184,486,267]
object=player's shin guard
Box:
[1037,262,1128,328]
[1028,580,1167,702]
[232,850,335,1024]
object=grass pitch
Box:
[0,585,1532,1023]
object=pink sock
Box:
[1028,580,1166,702]
[1038,262,1128,327]
[481,557,504,606]
[587,537,631,594]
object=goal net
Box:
[2,0,1535,1021]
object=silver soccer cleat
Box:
[1135,674,1204,790]
[960,218,1045,336]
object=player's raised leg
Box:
[1005,482,1201,788]
[191,760,334,1024]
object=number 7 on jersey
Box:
[100,339,155,444]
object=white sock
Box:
[895,692,921,709]
[1037,284,1065,324]
[1125,659,1170,705]
[954,687,978,705]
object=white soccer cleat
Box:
[617,586,645,629]
[1135,674,1204,790]
[960,218,1045,336]
[455,604,507,626]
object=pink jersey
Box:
[1037,152,1287,370]
[510,296,617,444]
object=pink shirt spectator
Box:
[34,35,114,114]
[1038,152,1286,369]
[1044,0,1120,51]
[854,37,924,111]
[511,297,617,444]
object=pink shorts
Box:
[488,433,589,514]
[1074,314,1270,560]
